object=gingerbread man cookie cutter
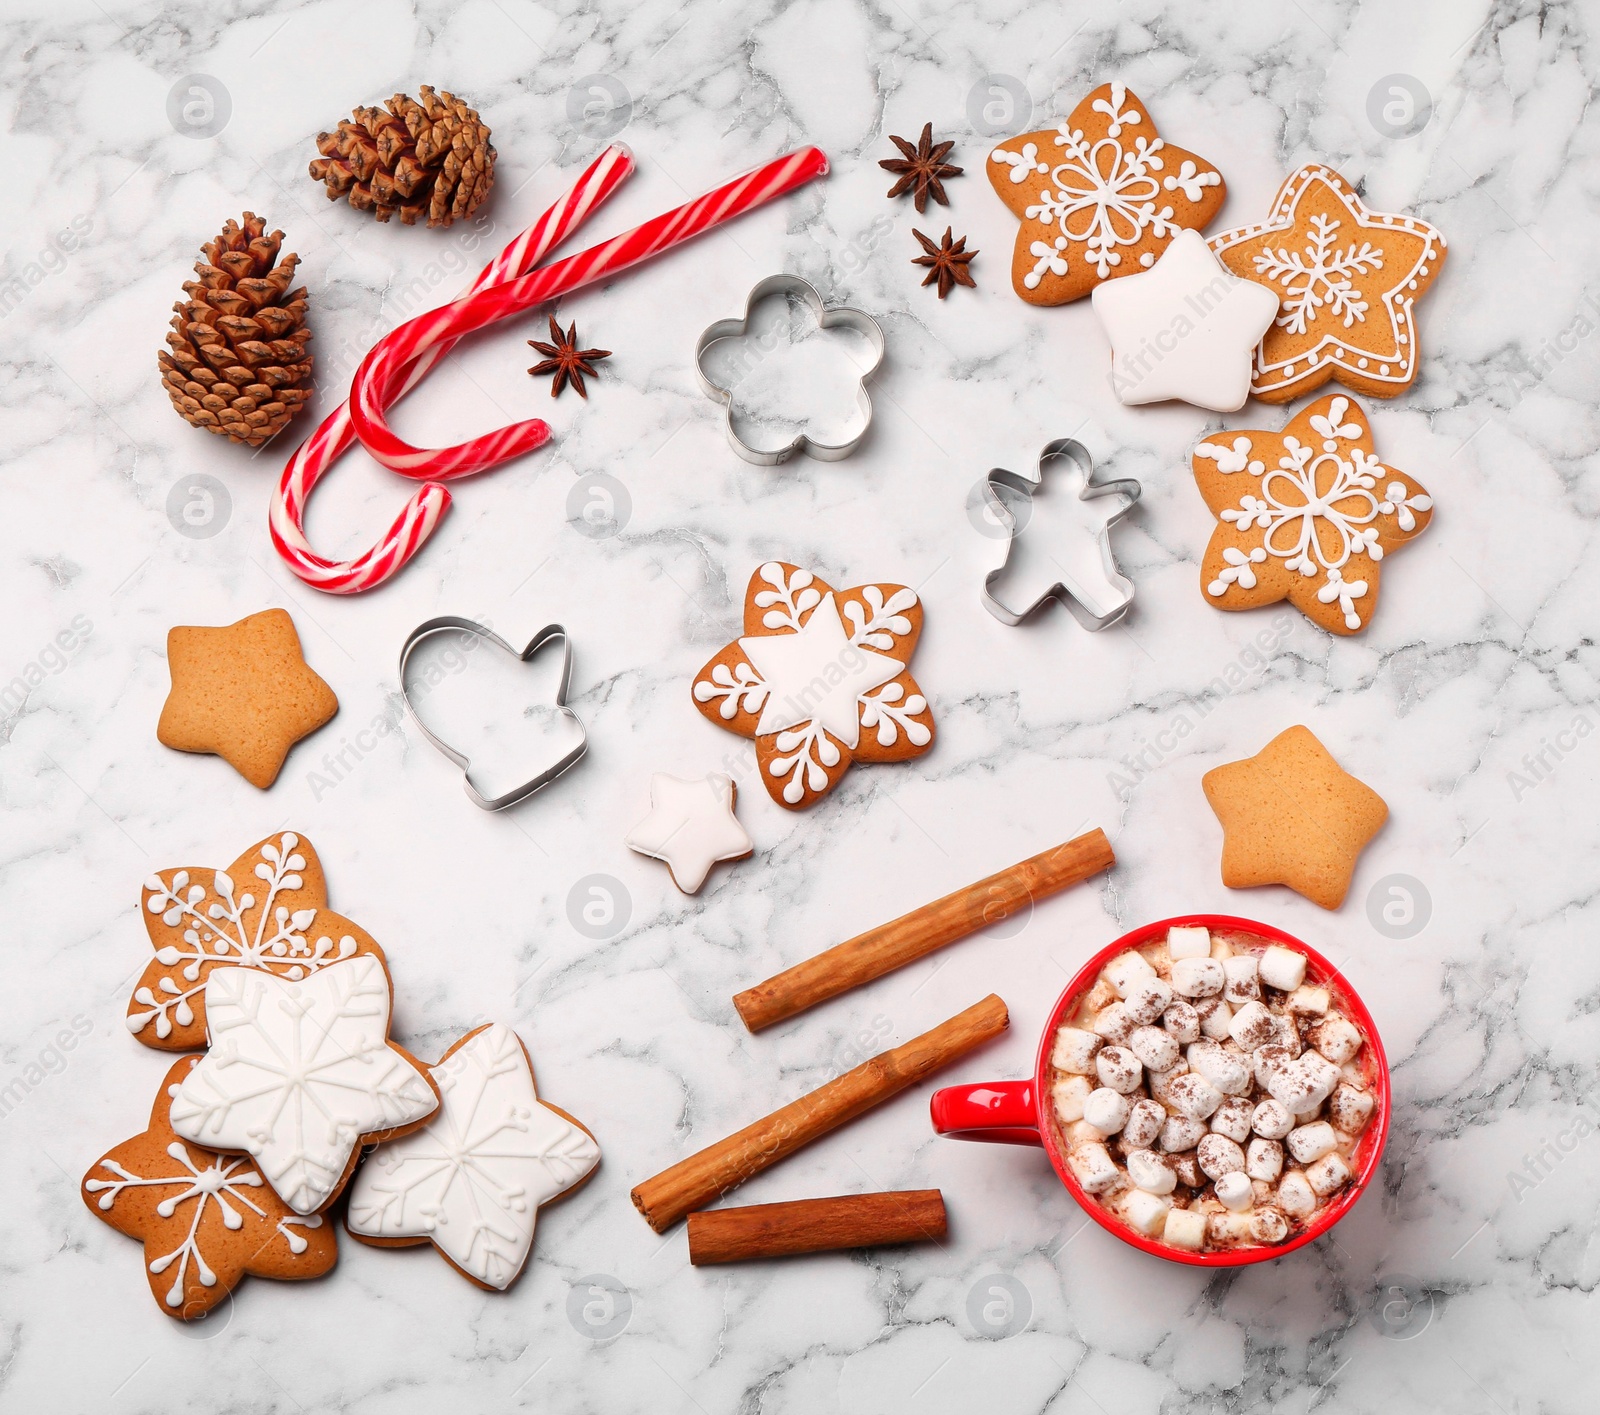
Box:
[398,617,588,810]
[694,274,885,465]
[979,439,1142,630]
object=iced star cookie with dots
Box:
[986,81,1227,306]
[1207,163,1446,402]
[692,562,935,810]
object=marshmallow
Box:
[1083,977,1119,1014]
[1068,1142,1121,1194]
[1277,1170,1317,1218]
[1128,1025,1180,1072]
[1197,1133,1246,1180]
[1286,1121,1339,1165]
[1210,1096,1254,1143]
[1246,1137,1284,1181]
[1159,1115,1207,1153]
[1250,1178,1276,1206]
[1066,1119,1109,1146]
[1215,1171,1253,1211]
[1171,1154,1204,1188]
[1259,944,1307,993]
[1289,985,1330,1014]
[1327,1083,1374,1135]
[1051,1074,1092,1125]
[1249,1207,1289,1244]
[1050,1026,1101,1074]
[1252,1044,1293,1092]
[1091,1002,1136,1045]
[1251,1098,1293,1139]
[1305,1152,1352,1197]
[1266,1051,1341,1113]
[1171,957,1226,998]
[1084,1087,1132,1134]
[1229,1000,1277,1051]
[1162,1206,1207,1251]
[1166,925,1212,960]
[1121,1187,1172,1237]
[1123,1098,1166,1150]
[1161,1000,1201,1044]
[1188,1040,1253,1096]
[1310,1016,1363,1066]
[1147,1058,1188,1106]
[1197,998,1234,1040]
[1207,1210,1254,1245]
[1222,954,1261,1004]
[1123,976,1174,1026]
[1104,949,1157,998]
[1164,1073,1224,1122]
[1270,1012,1303,1057]
[1095,1046,1143,1094]
[1126,1148,1177,1195]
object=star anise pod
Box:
[527,315,611,398]
[911,227,978,299]
[879,123,963,213]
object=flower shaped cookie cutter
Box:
[980,438,1142,629]
[398,616,588,810]
[694,274,885,465]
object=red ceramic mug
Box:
[930,914,1390,1266]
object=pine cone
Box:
[309,85,495,227]
[157,214,313,448]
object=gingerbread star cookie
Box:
[1202,725,1388,911]
[626,772,753,893]
[83,1056,339,1319]
[987,81,1227,306]
[692,562,935,810]
[1207,163,1446,402]
[346,1023,601,1291]
[127,830,385,1052]
[1192,394,1434,636]
[157,607,337,788]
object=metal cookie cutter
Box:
[398,617,588,810]
[694,274,885,465]
[980,438,1142,630]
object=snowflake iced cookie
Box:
[346,1023,600,1291]
[1192,394,1433,636]
[626,772,753,894]
[83,1056,338,1319]
[1207,164,1446,402]
[986,81,1226,307]
[127,831,384,1051]
[157,608,338,788]
[169,954,439,1215]
[692,563,935,810]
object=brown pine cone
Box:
[309,85,495,227]
[157,214,313,448]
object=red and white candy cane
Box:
[268,144,635,594]
[347,146,831,481]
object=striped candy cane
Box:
[348,147,830,480]
[268,145,636,594]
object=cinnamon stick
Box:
[734,828,1113,1032]
[630,995,1008,1233]
[688,1190,947,1265]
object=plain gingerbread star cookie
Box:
[1201,725,1388,910]
[626,772,753,893]
[157,607,337,788]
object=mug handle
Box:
[930,1079,1042,1147]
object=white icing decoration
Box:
[1207,546,1268,596]
[1090,229,1281,412]
[1025,236,1070,289]
[1195,436,1264,475]
[1379,480,1433,532]
[347,1024,599,1290]
[1163,159,1221,202]
[129,833,358,1040]
[1252,211,1382,332]
[169,956,438,1215]
[624,773,753,894]
[85,1140,322,1308]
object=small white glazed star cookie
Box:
[1091,230,1280,411]
[625,772,753,894]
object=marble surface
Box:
[4,0,1599,1409]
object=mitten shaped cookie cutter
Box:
[694,274,885,465]
[980,439,1141,629]
[398,617,587,810]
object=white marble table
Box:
[4,0,1597,1409]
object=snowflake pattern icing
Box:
[1252,211,1383,334]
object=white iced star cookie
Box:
[1091,230,1280,411]
[169,955,440,1215]
[345,1023,599,1291]
[626,772,753,894]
